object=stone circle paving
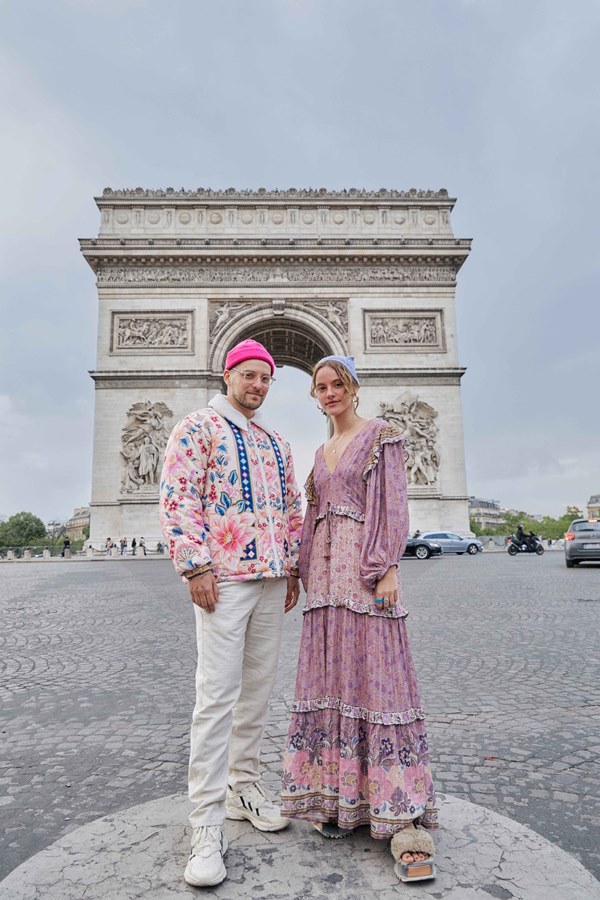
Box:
[1,553,599,884]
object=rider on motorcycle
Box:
[516,525,537,551]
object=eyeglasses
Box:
[231,368,276,386]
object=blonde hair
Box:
[310,359,359,409]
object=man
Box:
[160,339,303,888]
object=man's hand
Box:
[188,571,220,613]
[285,575,300,613]
[374,566,398,611]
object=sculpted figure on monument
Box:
[120,401,173,493]
[209,302,250,336]
[313,301,348,335]
[380,393,440,486]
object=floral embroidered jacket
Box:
[160,394,303,581]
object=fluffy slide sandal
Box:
[390,823,436,882]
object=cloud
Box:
[0,393,93,523]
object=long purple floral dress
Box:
[280,419,438,838]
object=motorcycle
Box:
[507,533,545,556]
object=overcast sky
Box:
[1,0,599,524]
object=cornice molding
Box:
[98,187,453,203]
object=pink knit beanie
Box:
[225,339,275,375]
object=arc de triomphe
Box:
[81,187,471,547]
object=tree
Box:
[0,512,47,548]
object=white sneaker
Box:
[184,825,228,887]
[225,781,290,832]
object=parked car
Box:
[402,537,443,560]
[420,532,483,555]
[564,518,600,568]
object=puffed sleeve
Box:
[283,442,304,574]
[360,431,409,589]
[159,417,213,577]
[297,467,318,590]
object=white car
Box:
[420,532,483,555]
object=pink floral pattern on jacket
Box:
[159,395,303,581]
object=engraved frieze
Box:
[98,264,457,287]
[111,312,193,353]
[366,311,444,351]
[380,393,440,487]
[120,401,173,494]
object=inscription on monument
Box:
[380,393,440,487]
[111,312,194,354]
[366,311,444,352]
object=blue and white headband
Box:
[316,355,359,385]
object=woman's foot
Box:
[390,823,436,882]
[314,822,351,839]
[399,851,429,864]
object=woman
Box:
[280,356,438,883]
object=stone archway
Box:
[209,303,346,376]
[82,187,471,545]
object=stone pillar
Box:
[7,549,15,560]
[23,549,32,559]
[43,549,51,559]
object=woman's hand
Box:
[373,566,398,611]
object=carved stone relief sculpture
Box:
[312,301,348,335]
[112,313,192,352]
[98,264,457,287]
[366,312,443,351]
[209,301,253,338]
[120,401,173,493]
[208,298,349,340]
[380,393,440,486]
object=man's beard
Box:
[231,386,265,410]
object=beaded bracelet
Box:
[185,563,213,580]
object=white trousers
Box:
[188,577,286,828]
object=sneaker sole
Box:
[183,836,228,886]
[183,862,226,887]
[225,803,290,832]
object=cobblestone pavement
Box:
[1,552,599,882]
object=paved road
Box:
[1,552,599,882]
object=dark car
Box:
[564,519,600,567]
[403,537,443,560]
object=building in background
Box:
[468,496,506,529]
[588,494,600,518]
[64,507,91,541]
